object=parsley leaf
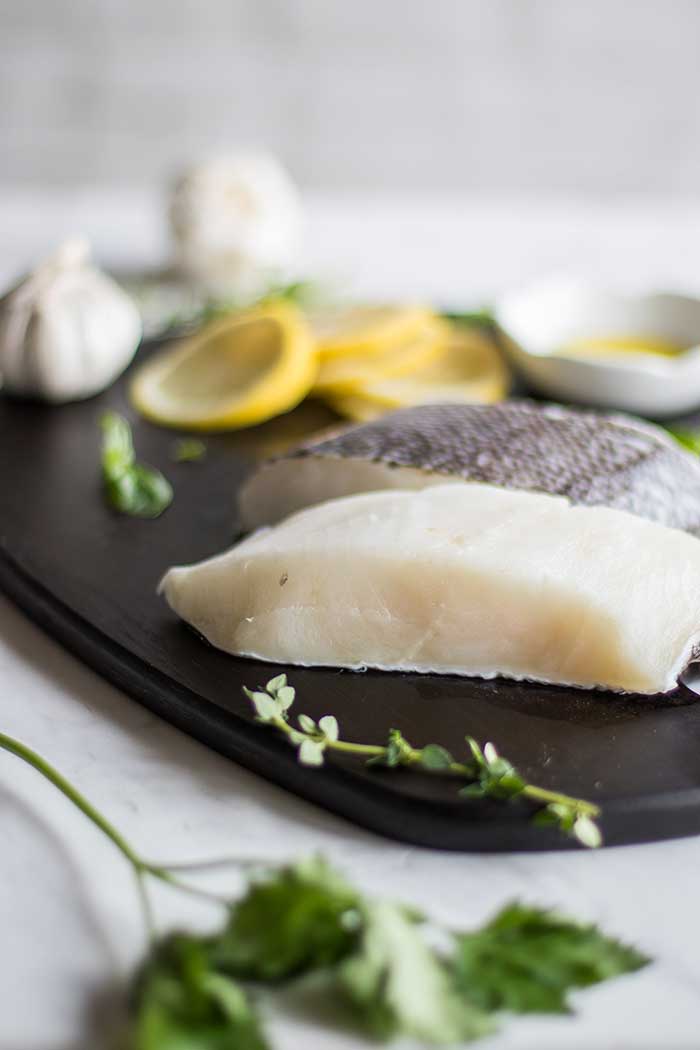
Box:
[213,857,360,982]
[339,901,493,1044]
[133,932,269,1050]
[101,412,173,518]
[452,901,650,1016]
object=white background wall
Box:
[2,0,700,195]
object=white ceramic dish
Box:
[494,281,700,417]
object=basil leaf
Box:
[101,412,173,518]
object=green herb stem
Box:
[522,783,600,818]
[271,715,385,757]
[0,732,147,870]
[309,737,386,759]
[0,732,174,937]
[155,871,232,905]
[135,870,157,943]
[0,732,198,918]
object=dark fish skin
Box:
[282,401,700,534]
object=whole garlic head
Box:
[169,152,303,296]
[0,239,142,403]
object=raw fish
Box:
[238,401,700,532]
[162,483,700,694]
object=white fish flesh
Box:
[238,401,700,533]
[161,483,700,694]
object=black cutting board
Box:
[3,354,700,852]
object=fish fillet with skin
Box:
[161,483,700,694]
[238,401,700,533]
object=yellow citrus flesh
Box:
[130,301,318,430]
[309,305,437,360]
[312,318,450,396]
[328,325,510,420]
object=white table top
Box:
[2,188,700,1050]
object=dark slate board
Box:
[3,350,700,852]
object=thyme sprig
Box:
[244,676,602,848]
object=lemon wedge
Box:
[312,317,450,396]
[130,301,317,430]
[309,305,436,360]
[328,325,510,421]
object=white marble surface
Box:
[2,189,700,1049]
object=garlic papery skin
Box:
[169,152,303,297]
[0,239,142,403]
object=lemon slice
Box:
[309,305,436,360]
[130,301,317,430]
[329,325,510,421]
[312,317,450,397]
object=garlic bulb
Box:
[0,239,142,403]
[169,152,303,297]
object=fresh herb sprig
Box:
[101,412,173,518]
[0,731,646,1048]
[244,676,602,848]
